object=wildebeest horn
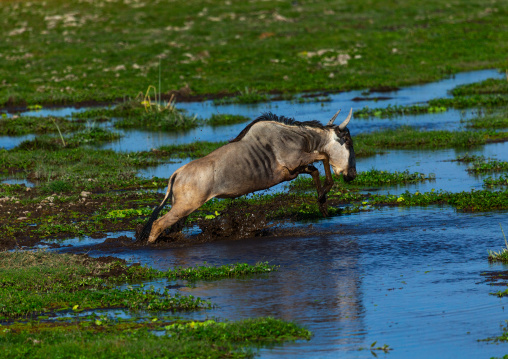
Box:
[327,109,341,126]
[338,108,353,130]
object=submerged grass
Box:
[355,104,447,118]
[452,78,508,96]
[213,87,270,105]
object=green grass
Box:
[467,159,508,173]
[0,116,83,136]
[213,87,270,105]
[74,99,201,131]
[166,262,277,281]
[0,251,279,319]
[1,0,507,107]
[155,141,228,159]
[289,169,432,191]
[207,113,250,126]
[0,146,159,186]
[0,251,205,319]
[0,317,310,359]
[355,104,447,118]
[452,78,508,96]
[354,126,507,153]
[332,189,508,212]
[0,251,306,358]
[428,94,508,109]
[16,127,121,150]
[466,107,508,129]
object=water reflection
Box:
[77,207,508,358]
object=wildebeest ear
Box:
[327,109,341,126]
[338,108,353,130]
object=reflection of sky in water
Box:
[69,207,508,359]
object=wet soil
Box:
[0,185,350,253]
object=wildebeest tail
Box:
[136,174,176,242]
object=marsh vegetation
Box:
[1,0,508,356]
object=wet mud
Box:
[0,184,350,254]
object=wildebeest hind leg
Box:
[147,206,195,244]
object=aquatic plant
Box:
[484,175,508,188]
[0,317,310,358]
[166,262,278,281]
[467,159,508,173]
[488,225,508,263]
[466,108,508,129]
[354,126,506,152]
[355,104,446,118]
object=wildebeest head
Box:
[323,109,356,182]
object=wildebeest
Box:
[139,109,356,243]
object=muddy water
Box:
[77,207,508,358]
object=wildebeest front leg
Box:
[302,165,329,218]
[319,157,335,202]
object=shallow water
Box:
[178,69,504,121]
[97,108,475,153]
[5,69,508,357]
[3,69,503,152]
[139,141,508,196]
[78,206,508,358]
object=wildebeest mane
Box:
[229,112,326,143]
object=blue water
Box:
[75,207,508,359]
